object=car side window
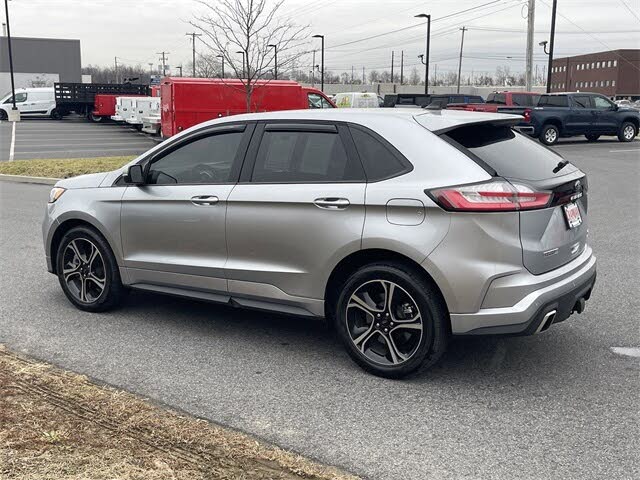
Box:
[308,93,333,109]
[146,131,243,185]
[539,95,568,107]
[593,96,614,109]
[572,96,592,108]
[349,126,411,182]
[251,129,363,183]
[4,92,27,104]
[490,94,507,105]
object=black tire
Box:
[334,262,449,379]
[88,113,103,123]
[618,121,637,142]
[539,124,560,145]
[585,134,600,142]
[56,226,125,312]
[50,108,63,120]
[0,109,8,121]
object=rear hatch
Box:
[441,123,588,275]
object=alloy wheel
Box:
[545,128,557,144]
[62,238,106,303]
[345,280,424,366]
[624,125,635,140]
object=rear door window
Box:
[441,124,577,181]
[572,95,592,108]
[512,94,540,106]
[251,128,364,183]
[488,93,506,104]
[538,95,569,107]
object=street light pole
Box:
[457,26,467,94]
[415,13,431,94]
[236,50,246,79]
[546,0,558,93]
[3,0,18,118]
[216,54,225,78]
[267,44,278,79]
[312,35,324,92]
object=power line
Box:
[619,0,640,23]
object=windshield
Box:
[440,123,578,181]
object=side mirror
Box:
[123,164,145,185]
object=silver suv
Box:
[43,109,596,378]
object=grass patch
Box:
[0,345,358,480]
[0,157,134,179]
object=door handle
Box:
[314,197,350,210]
[190,195,219,206]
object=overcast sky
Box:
[3,0,639,79]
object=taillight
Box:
[427,180,551,212]
[522,108,532,122]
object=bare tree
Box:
[186,52,223,78]
[408,67,421,86]
[192,0,308,111]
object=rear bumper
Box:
[450,248,596,335]
[514,124,535,135]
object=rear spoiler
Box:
[432,117,523,135]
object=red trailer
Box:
[160,77,335,137]
[91,93,145,123]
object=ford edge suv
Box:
[43,109,596,378]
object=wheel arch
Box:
[621,116,639,130]
[49,217,118,274]
[324,248,450,322]
[542,117,563,131]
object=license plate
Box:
[563,202,582,229]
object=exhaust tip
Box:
[535,310,557,334]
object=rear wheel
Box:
[618,122,637,142]
[0,109,8,121]
[334,263,448,378]
[540,124,559,145]
[585,134,600,142]
[56,226,125,312]
[50,108,63,120]
[88,113,103,123]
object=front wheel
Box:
[585,134,600,142]
[88,113,103,123]
[50,108,63,120]
[618,122,637,142]
[56,226,125,312]
[540,124,559,145]
[0,109,8,121]
[335,263,449,378]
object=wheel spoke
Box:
[382,334,406,364]
[349,292,380,314]
[353,327,377,352]
[383,281,395,312]
[391,318,423,332]
[87,273,106,291]
[68,240,83,263]
[88,244,100,268]
[79,278,87,302]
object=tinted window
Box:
[252,130,363,183]
[350,127,410,181]
[308,93,333,109]
[4,92,27,104]
[147,132,243,184]
[573,96,592,108]
[538,95,568,107]
[512,94,540,106]
[443,124,576,181]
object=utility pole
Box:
[157,51,169,77]
[3,0,18,119]
[216,54,225,78]
[312,35,325,92]
[457,27,467,93]
[415,13,431,94]
[186,33,202,77]
[546,0,557,93]
[351,65,354,85]
[525,0,536,91]
[114,57,119,83]
[362,66,365,84]
[148,62,154,76]
[391,51,394,84]
[268,44,278,79]
[312,50,316,87]
[400,50,404,85]
[177,65,183,77]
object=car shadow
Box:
[118,289,594,385]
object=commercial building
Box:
[549,49,640,99]
[0,36,81,94]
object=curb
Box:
[0,174,60,185]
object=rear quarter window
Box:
[442,124,577,181]
[349,126,412,181]
[538,95,569,107]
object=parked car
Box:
[383,93,484,108]
[160,77,335,137]
[333,92,380,108]
[125,97,161,129]
[43,109,596,378]
[0,87,56,119]
[448,91,540,112]
[54,82,150,120]
[526,92,640,145]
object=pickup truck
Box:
[447,91,540,112]
[524,92,640,145]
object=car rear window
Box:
[442,124,577,181]
[512,93,540,106]
[538,95,568,107]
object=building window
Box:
[607,61,612,67]
[612,80,616,86]
[562,83,565,88]
[613,60,617,67]
[606,80,610,87]
[596,61,600,68]
[601,81,605,87]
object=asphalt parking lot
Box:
[0,139,638,480]
[0,116,159,161]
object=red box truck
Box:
[160,78,335,137]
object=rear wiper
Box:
[553,160,570,174]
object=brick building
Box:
[549,49,639,99]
